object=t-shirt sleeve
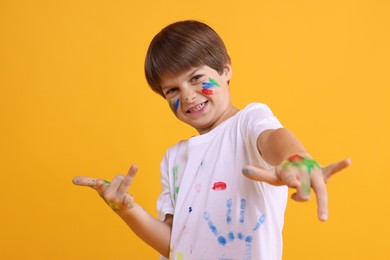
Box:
[240,103,283,152]
[156,150,174,221]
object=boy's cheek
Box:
[168,98,180,113]
[201,78,221,95]
[202,89,214,95]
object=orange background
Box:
[0,0,389,259]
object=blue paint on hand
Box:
[204,212,219,237]
[218,236,227,246]
[228,231,235,241]
[245,235,253,243]
[203,197,266,254]
[226,199,232,224]
[253,214,266,231]
[240,199,246,224]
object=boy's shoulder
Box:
[243,102,272,112]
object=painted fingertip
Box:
[242,167,252,175]
[72,178,80,185]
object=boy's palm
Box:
[243,158,351,221]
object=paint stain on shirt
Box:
[212,182,227,190]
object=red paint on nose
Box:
[212,182,227,190]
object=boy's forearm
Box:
[115,203,171,258]
[257,128,311,166]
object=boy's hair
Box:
[144,20,231,97]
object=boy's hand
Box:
[242,158,351,221]
[72,165,138,212]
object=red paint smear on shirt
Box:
[202,89,213,95]
[212,182,227,190]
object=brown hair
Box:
[144,20,231,97]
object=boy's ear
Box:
[223,64,233,80]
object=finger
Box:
[279,167,301,189]
[72,176,98,188]
[291,191,308,202]
[108,174,126,192]
[323,158,352,183]
[117,165,138,197]
[311,169,329,221]
[123,193,135,209]
[242,165,282,185]
[95,179,110,196]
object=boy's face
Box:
[161,65,235,134]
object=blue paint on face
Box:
[202,82,214,89]
[174,98,180,113]
[240,199,246,224]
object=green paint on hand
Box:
[281,155,321,195]
[87,180,96,187]
[108,202,121,211]
[282,155,320,176]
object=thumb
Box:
[242,165,282,186]
[72,176,97,187]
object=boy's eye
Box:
[192,75,202,82]
[165,88,178,96]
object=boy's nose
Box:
[183,90,197,103]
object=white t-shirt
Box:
[157,103,288,260]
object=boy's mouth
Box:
[186,101,208,113]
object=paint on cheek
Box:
[202,88,214,95]
[201,77,220,95]
[169,99,180,113]
[174,98,180,112]
[209,77,220,87]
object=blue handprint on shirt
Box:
[203,198,266,260]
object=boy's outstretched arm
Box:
[73,165,172,258]
[242,128,351,221]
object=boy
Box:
[73,20,351,259]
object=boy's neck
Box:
[197,105,239,135]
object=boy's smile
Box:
[185,100,208,114]
[161,65,239,134]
